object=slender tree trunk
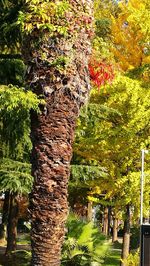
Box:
[99,209,103,232]
[108,206,111,237]
[0,192,10,243]
[87,201,93,221]
[121,204,130,266]
[22,1,93,265]
[112,217,118,242]
[103,207,108,236]
[5,193,19,255]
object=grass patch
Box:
[113,240,122,250]
[0,234,31,266]
[102,241,122,266]
[16,233,30,245]
[0,251,31,266]
[103,249,121,265]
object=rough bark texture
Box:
[5,193,19,255]
[22,1,93,265]
[121,205,130,266]
[30,97,77,265]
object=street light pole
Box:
[140,149,148,225]
[140,150,144,225]
[140,149,149,266]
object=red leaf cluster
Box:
[88,60,114,89]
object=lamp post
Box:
[140,149,148,225]
[140,149,149,266]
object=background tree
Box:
[111,0,150,71]
[0,85,40,254]
[74,74,150,262]
[0,158,32,255]
[0,2,41,252]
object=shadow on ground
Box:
[103,240,122,266]
[0,246,31,266]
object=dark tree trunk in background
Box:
[5,193,19,255]
[108,206,111,237]
[22,1,93,265]
[0,192,10,243]
[121,204,130,266]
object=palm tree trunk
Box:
[121,204,130,266]
[30,90,81,266]
[22,1,93,265]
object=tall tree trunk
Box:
[22,1,93,265]
[112,217,118,242]
[87,201,93,221]
[5,193,19,255]
[121,204,130,266]
[108,206,111,237]
[103,207,108,236]
[0,191,10,243]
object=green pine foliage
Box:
[0,0,44,199]
[69,165,108,211]
[70,165,107,188]
[0,84,42,111]
[0,59,25,86]
[0,85,44,160]
[0,0,23,52]
[0,158,33,194]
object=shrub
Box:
[61,213,110,265]
[130,226,140,250]
[123,249,139,266]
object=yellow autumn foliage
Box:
[111,0,150,71]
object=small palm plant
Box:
[61,213,110,266]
